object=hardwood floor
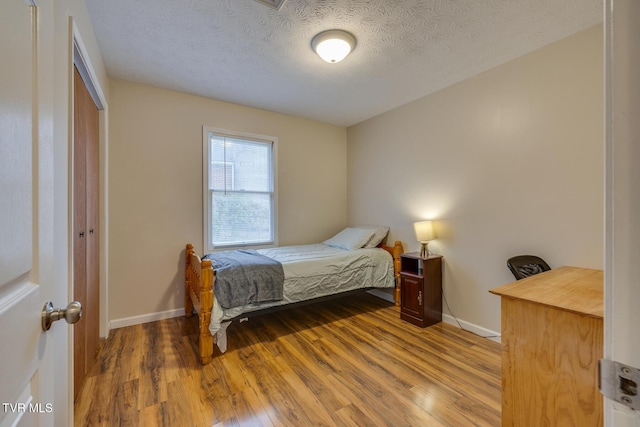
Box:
[75,293,501,426]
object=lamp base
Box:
[419,242,429,258]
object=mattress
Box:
[208,243,395,341]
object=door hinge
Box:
[599,359,639,410]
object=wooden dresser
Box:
[490,266,604,426]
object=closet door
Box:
[73,66,100,399]
[85,68,100,383]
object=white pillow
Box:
[356,225,390,248]
[323,227,376,251]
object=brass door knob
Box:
[41,301,82,331]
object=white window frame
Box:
[202,126,278,252]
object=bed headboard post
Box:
[199,259,214,364]
[380,240,404,306]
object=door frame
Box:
[69,17,109,404]
[603,0,640,425]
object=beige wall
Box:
[347,25,604,334]
[108,80,347,322]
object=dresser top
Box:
[489,266,603,318]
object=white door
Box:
[0,0,67,425]
[604,0,640,425]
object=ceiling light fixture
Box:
[253,0,287,10]
[311,30,356,64]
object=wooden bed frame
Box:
[184,241,404,364]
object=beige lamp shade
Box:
[414,220,434,242]
[414,221,434,258]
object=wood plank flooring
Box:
[75,293,501,426]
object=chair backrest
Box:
[507,255,551,280]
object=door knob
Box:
[41,301,82,331]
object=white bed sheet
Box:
[208,244,395,349]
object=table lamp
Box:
[414,220,434,258]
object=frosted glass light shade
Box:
[311,30,356,63]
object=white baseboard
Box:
[109,307,185,330]
[442,313,501,343]
[367,290,500,342]
[107,299,501,346]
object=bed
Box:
[184,228,403,364]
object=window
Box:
[203,127,277,250]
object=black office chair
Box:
[507,255,551,280]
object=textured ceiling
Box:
[85,0,602,127]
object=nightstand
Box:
[399,252,443,327]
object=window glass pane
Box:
[209,134,272,192]
[210,161,234,191]
[211,192,272,246]
[206,130,275,249]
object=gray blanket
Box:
[203,250,284,309]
